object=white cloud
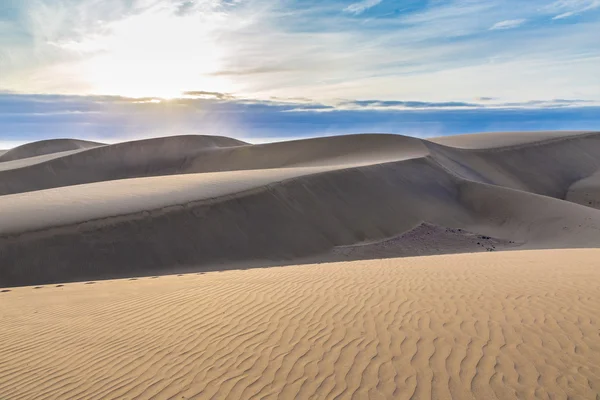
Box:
[343,0,382,15]
[490,19,527,30]
[553,11,576,18]
[1,0,599,104]
[545,0,600,19]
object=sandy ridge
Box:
[0,138,105,162]
[429,130,598,149]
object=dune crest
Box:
[0,138,105,162]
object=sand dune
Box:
[0,138,104,162]
[1,250,599,399]
[0,165,363,235]
[2,131,600,399]
[0,135,249,195]
[0,148,96,172]
[0,133,422,195]
[1,131,599,201]
[566,170,600,209]
[2,156,600,287]
[2,131,600,286]
[430,130,595,148]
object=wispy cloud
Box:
[343,0,383,15]
[183,91,235,100]
[545,0,600,19]
[210,66,295,76]
[490,19,527,30]
[0,0,599,105]
[1,93,598,145]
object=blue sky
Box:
[1,0,599,146]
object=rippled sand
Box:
[2,250,599,399]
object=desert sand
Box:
[1,131,600,286]
[1,131,600,399]
[1,250,599,399]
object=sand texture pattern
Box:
[1,250,599,400]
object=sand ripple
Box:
[1,250,599,399]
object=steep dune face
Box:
[566,171,600,209]
[0,158,465,285]
[2,155,600,287]
[0,138,105,162]
[1,131,600,287]
[457,180,600,248]
[428,132,600,199]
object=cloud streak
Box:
[343,0,383,15]
[183,91,235,99]
[545,0,600,19]
[490,19,527,30]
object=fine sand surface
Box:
[1,250,599,400]
[2,130,600,286]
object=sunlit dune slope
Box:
[1,250,599,400]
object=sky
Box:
[1,0,599,146]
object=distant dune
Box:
[1,250,599,399]
[1,131,600,287]
[0,138,104,162]
[429,130,595,148]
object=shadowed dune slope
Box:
[566,170,600,209]
[2,155,600,287]
[1,132,600,202]
[0,138,105,162]
[2,131,600,286]
[0,134,424,195]
[1,250,599,399]
[427,131,600,199]
[0,135,249,195]
[430,130,595,148]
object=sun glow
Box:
[68,7,236,99]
